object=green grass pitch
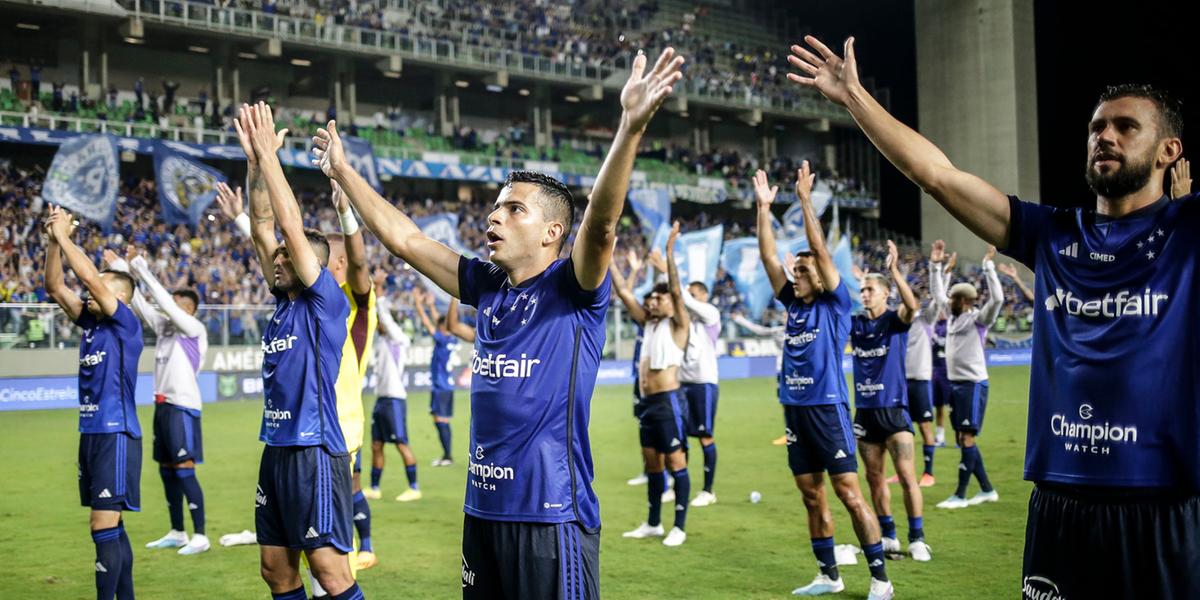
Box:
[0,367,1031,599]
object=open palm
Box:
[621,48,685,132]
[787,35,862,108]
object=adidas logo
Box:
[188,503,199,510]
[676,504,685,511]
[959,463,968,471]
[304,527,319,539]
[816,560,827,567]
[924,411,933,418]
[354,512,368,521]
[95,561,108,573]
[961,419,970,426]
[98,489,112,499]
[1058,242,1079,258]
[833,450,847,459]
[670,438,681,447]
[869,559,884,568]
[698,425,706,431]
[177,448,187,457]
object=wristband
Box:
[234,213,252,237]
[338,206,359,236]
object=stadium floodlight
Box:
[383,71,402,79]
[124,37,145,45]
[485,85,504,93]
[518,89,531,96]
[290,58,312,67]
[16,23,40,31]
[238,52,258,60]
[454,80,470,88]
[564,95,581,103]
[188,45,210,54]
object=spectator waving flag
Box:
[42,134,120,232]
[720,236,810,319]
[628,188,671,242]
[153,143,227,227]
[413,213,472,307]
[343,136,383,193]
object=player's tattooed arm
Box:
[445,298,476,343]
[46,206,119,317]
[888,240,919,323]
[313,121,462,298]
[573,47,685,291]
[787,35,1011,247]
[228,105,278,288]
[753,169,789,295]
[664,221,690,348]
[42,206,83,321]
[1170,157,1191,199]
[796,161,840,292]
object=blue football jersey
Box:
[851,309,911,409]
[778,281,852,406]
[457,256,610,528]
[430,332,457,392]
[76,303,144,437]
[1003,194,1200,489]
[259,270,350,454]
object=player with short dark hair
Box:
[314,48,683,598]
[790,36,1197,596]
[44,205,145,600]
[235,102,360,600]
[754,166,894,599]
[413,289,459,467]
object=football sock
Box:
[956,446,978,498]
[647,470,665,527]
[435,422,452,459]
[923,444,936,476]
[669,467,690,530]
[863,541,888,581]
[92,525,123,599]
[176,467,205,535]
[352,491,372,552]
[405,465,418,489]
[973,447,994,493]
[878,515,896,540]
[369,467,382,489]
[701,443,717,493]
[160,467,184,531]
[811,537,839,579]
[908,516,925,543]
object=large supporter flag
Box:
[720,236,810,320]
[831,230,863,313]
[628,188,671,242]
[42,134,121,231]
[634,224,725,299]
[413,213,472,306]
[153,143,227,227]
[781,181,834,235]
[343,136,382,192]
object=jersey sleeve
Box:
[776,283,797,306]
[108,302,143,337]
[826,280,852,312]
[74,310,98,329]
[457,256,507,308]
[557,258,611,314]
[888,309,913,333]
[1000,195,1056,269]
[301,269,351,325]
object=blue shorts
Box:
[79,433,142,511]
[462,514,599,600]
[932,370,951,407]
[1024,484,1200,600]
[853,407,913,444]
[152,402,203,464]
[949,380,988,434]
[430,389,455,418]
[371,396,409,444]
[255,445,354,552]
[638,391,687,454]
[783,404,858,476]
[681,382,718,437]
[905,379,934,423]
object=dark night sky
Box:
[779,0,1195,238]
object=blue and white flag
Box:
[831,234,863,313]
[628,188,671,242]
[780,181,834,236]
[153,143,227,227]
[413,213,472,307]
[343,136,382,193]
[634,224,725,299]
[42,134,120,231]
[720,236,810,319]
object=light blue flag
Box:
[153,142,227,227]
[42,134,121,232]
[780,181,834,236]
[720,236,811,319]
[633,224,725,299]
[628,188,671,242]
[831,234,862,312]
[413,213,473,308]
[343,136,382,192]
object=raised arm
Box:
[225,105,278,288]
[445,298,476,343]
[753,169,789,294]
[664,222,690,339]
[313,122,462,298]
[997,262,1034,302]
[331,180,371,294]
[977,246,1003,327]
[412,290,437,336]
[240,103,320,287]
[46,207,119,317]
[102,249,163,333]
[789,36,1011,247]
[43,209,83,321]
[887,240,918,323]
[929,240,950,314]
[608,258,648,325]
[796,161,839,291]
[214,176,252,238]
[681,287,720,325]
[374,286,408,344]
[572,48,685,290]
[732,313,784,337]
[128,250,205,338]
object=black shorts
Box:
[853,407,913,444]
[932,371,951,407]
[431,390,455,418]
[152,403,203,464]
[79,432,142,511]
[1023,484,1200,599]
[783,404,858,476]
[461,514,599,600]
[255,445,353,552]
[949,380,989,434]
[632,376,641,418]
[681,382,718,437]
[905,379,934,423]
[371,396,409,444]
[638,391,686,454]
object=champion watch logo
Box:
[1058,242,1078,258]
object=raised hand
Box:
[930,239,946,263]
[787,35,862,108]
[983,245,996,264]
[795,160,817,208]
[647,248,668,273]
[214,181,244,221]
[102,249,120,266]
[886,239,899,272]
[311,120,347,178]
[626,248,644,274]
[125,244,139,263]
[620,48,685,133]
[753,169,779,209]
[996,262,1019,279]
[1170,157,1192,199]
[236,102,289,161]
[945,252,957,273]
[666,220,681,249]
[44,205,75,242]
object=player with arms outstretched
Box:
[412,289,459,467]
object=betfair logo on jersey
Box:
[787,329,820,346]
[468,445,515,492]
[1050,403,1138,455]
[851,345,888,358]
[79,350,107,366]
[1043,288,1168,318]
[469,350,542,379]
[261,334,299,354]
